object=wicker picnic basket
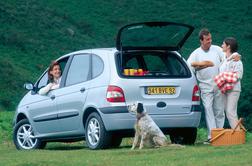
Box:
[210,118,246,146]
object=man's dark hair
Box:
[199,28,210,40]
[224,37,238,53]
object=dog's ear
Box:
[137,103,144,113]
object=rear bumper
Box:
[100,110,201,131]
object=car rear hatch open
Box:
[115,22,195,115]
[116,21,194,51]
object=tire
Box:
[169,128,197,145]
[13,119,47,150]
[85,112,111,149]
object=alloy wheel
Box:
[17,124,37,149]
[87,118,100,146]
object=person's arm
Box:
[38,83,53,95]
[187,49,215,71]
[233,61,243,80]
[191,61,214,70]
[187,53,196,73]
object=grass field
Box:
[1,112,252,166]
[1,135,252,166]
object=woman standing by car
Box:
[216,37,243,129]
[38,61,62,95]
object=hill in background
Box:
[0,0,251,129]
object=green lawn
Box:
[0,137,252,166]
[1,112,252,166]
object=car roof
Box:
[57,48,117,60]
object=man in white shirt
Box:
[187,29,225,143]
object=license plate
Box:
[146,86,176,95]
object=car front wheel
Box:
[13,119,46,150]
[85,112,111,149]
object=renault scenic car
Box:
[13,22,201,150]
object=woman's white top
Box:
[38,77,61,95]
[219,53,243,92]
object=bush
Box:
[238,89,252,132]
[0,58,28,111]
[0,111,14,143]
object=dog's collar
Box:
[137,112,146,121]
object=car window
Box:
[125,57,139,69]
[36,57,69,90]
[37,72,48,89]
[65,54,90,86]
[144,55,166,72]
[122,52,189,77]
[92,54,104,78]
[165,55,188,76]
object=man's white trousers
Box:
[201,89,225,139]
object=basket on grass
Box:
[210,118,247,146]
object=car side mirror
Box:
[24,82,34,91]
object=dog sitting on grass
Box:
[128,102,184,150]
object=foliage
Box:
[238,89,252,131]
[0,111,14,143]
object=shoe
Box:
[203,139,211,145]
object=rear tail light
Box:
[106,85,125,102]
[192,85,200,101]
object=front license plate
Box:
[146,87,176,95]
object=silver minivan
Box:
[13,22,201,150]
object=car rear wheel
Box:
[85,112,111,149]
[13,119,46,150]
[169,128,197,145]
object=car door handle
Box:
[50,95,56,100]
[80,87,86,93]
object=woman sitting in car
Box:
[38,61,62,95]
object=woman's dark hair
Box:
[48,61,60,83]
[224,37,238,53]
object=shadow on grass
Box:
[45,142,87,151]
[44,142,133,151]
[46,146,86,151]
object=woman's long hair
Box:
[48,61,60,83]
[224,37,238,53]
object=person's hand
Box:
[51,83,59,90]
[232,53,241,61]
[47,83,54,89]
